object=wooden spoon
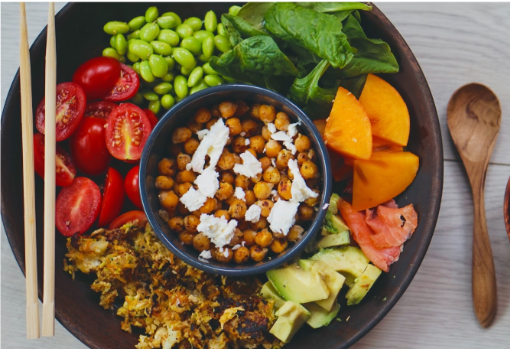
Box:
[447,83,501,328]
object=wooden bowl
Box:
[504,177,510,241]
[0,3,443,348]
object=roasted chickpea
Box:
[300,160,319,179]
[278,180,293,201]
[287,225,304,242]
[158,158,176,176]
[166,216,183,232]
[235,175,250,190]
[220,171,235,184]
[241,119,259,137]
[172,127,192,144]
[264,140,282,158]
[214,247,233,263]
[313,119,327,136]
[225,195,238,206]
[177,202,190,215]
[250,245,268,262]
[304,189,320,207]
[218,149,235,170]
[263,166,281,184]
[195,107,212,123]
[298,204,315,221]
[295,134,311,153]
[184,138,200,155]
[179,231,194,245]
[225,117,242,135]
[237,220,249,231]
[245,190,256,206]
[219,101,238,118]
[211,104,221,118]
[249,172,261,185]
[250,103,261,119]
[249,135,266,154]
[250,217,268,231]
[243,229,257,246]
[261,125,272,141]
[234,100,250,117]
[215,182,234,201]
[275,112,290,131]
[155,176,174,190]
[184,215,199,233]
[206,117,219,129]
[306,178,321,189]
[273,230,286,239]
[175,182,193,197]
[270,238,288,254]
[233,153,242,164]
[297,152,309,165]
[199,197,217,214]
[279,171,289,182]
[186,119,202,134]
[214,210,230,220]
[259,104,276,124]
[247,148,258,159]
[193,233,211,252]
[276,149,294,170]
[176,170,196,183]
[167,143,183,157]
[159,190,179,210]
[229,228,244,247]
[232,136,248,153]
[259,157,271,171]
[229,199,247,219]
[253,181,273,200]
[255,200,274,217]
[255,229,273,247]
[176,153,191,170]
[233,246,250,264]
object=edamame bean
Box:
[115,34,127,55]
[127,51,140,63]
[158,29,180,46]
[127,30,141,40]
[184,17,202,31]
[140,23,160,42]
[180,37,201,55]
[229,6,242,16]
[153,82,173,95]
[181,66,193,76]
[172,47,196,69]
[222,75,236,83]
[110,36,117,49]
[217,23,226,36]
[204,74,224,86]
[164,56,175,70]
[128,16,146,31]
[129,39,154,60]
[190,80,209,94]
[157,16,176,29]
[102,47,124,62]
[145,6,159,23]
[161,94,175,109]
[143,90,159,101]
[203,62,218,75]
[202,36,214,59]
[193,30,214,43]
[148,99,161,114]
[214,35,231,53]
[151,41,172,55]
[187,66,203,87]
[198,54,210,63]
[132,62,141,74]
[174,75,188,99]
[162,71,175,82]
[161,12,182,27]
[176,24,193,39]
[140,61,155,82]
[149,54,169,78]
[104,21,129,35]
[204,11,217,32]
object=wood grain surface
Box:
[2,2,510,348]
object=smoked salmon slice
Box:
[366,204,418,249]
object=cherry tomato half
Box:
[70,116,111,175]
[72,57,121,101]
[84,101,118,119]
[143,109,159,129]
[35,82,87,141]
[33,133,77,187]
[108,210,147,230]
[103,64,139,102]
[97,167,125,227]
[55,177,101,236]
[125,165,143,209]
[105,103,152,161]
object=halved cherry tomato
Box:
[143,109,159,129]
[103,64,139,102]
[108,210,147,230]
[97,168,125,227]
[70,116,111,175]
[55,177,101,236]
[105,103,152,161]
[125,165,143,209]
[85,101,118,118]
[33,133,77,187]
[72,57,121,101]
[35,82,87,141]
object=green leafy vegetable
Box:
[236,2,275,30]
[221,14,269,46]
[297,2,372,21]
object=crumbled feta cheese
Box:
[199,250,212,259]
[180,187,207,211]
[271,158,276,167]
[245,138,250,145]
[287,122,301,138]
[232,244,241,250]
[186,163,192,171]
[190,119,229,173]
[323,203,329,210]
[271,190,277,197]
[234,187,246,201]
[267,123,276,134]
[245,204,262,223]
[284,140,297,154]
[233,151,262,178]
[196,129,210,140]
[271,131,292,142]
[240,131,246,136]
[288,159,319,203]
[194,166,219,198]
[267,200,299,235]
[197,214,238,249]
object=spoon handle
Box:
[471,182,497,327]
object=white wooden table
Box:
[2,2,510,348]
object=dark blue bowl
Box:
[139,84,332,276]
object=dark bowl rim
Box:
[138,83,333,276]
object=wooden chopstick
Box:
[19,2,40,340]
[42,2,56,337]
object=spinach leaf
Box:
[222,14,269,44]
[236,2,275,30]
[264,3,354,69]
[297,2,372,22]
[210,52,262,85]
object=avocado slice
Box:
[260,282,286,310]
[317,230,350,249]
[270,301,311,343]
[328,193,340,215]
[304,302,341,329]
[310,246,369,279]
[346,264,382,306]
[324,213,350,234]
[299,260,345,311]
[267,264,330,304]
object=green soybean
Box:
[198,54,210,63]
[204,74,224,86]
[151,41,172,55]
[229,6,242,16]
[132,92,144,105]
[214,35,231,53]
[184,17,202,31]
[204,11,217,32]
[222,75,237,83]
[164,56,175,70]
[158,29,180,46]
[102,47,124,62]
[140,23,160,42]
[193,30,214,43]
[153,82,173,95]
[176,24,193,39]
[203,62,218,75]
[217,23,226,36]
[180,66,193,76]
[162,71,175,82]
[110,36,116,49]
[128,16,146,31]
[187,66,203,87]
[161,94,175,109]
[172,47,196,69]
[127,30,141,40]
[140,61,155,82]
[161,12,182,27]
[129,39,153,60]
[143,90,159,101]
[115,34,127,55]
[149,54,169,78]
[132,62,141,74]
[104,21,129,35]
[190,80,209,94]
[157,16,177,29]
[148,99,161,114]
[127,51,140,63]
[145,6,159,23]
[174,75,188,99]
[202,36,214,60]
[180,37,201,55]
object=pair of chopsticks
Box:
[20,2,56,338]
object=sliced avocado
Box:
[317,231,350,249]
[304,302,341,329]
[343,273,356,287]
[299,260,345,311]
[270,301,310,343]
[310,246,369,279]
[346,264,382,306]
[260,282,286,310]
[267,264,330,304]
[328,193,340,215]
